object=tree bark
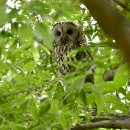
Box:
[70,119,130,130]
[81,0,130,64]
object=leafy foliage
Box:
[0,0,130,130]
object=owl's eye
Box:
[56,31,61,36]
[67,29,73,35]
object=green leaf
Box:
[80,89,87,105]
[91,87,104,114]
[0,60,5,71]
[67,50,78,58]
[14,41,32,54]
[6,62,18,74]
[18,24,33,44]
[37,100,51,117]
[29,1,50,15]
[0,30,12,37]
[0,1,7,27]
[34,22,53,49]
[94,67,104,83]
[32,47,39,62]
[114,64,129,88]
[126,92,130,100]
[96,81,116,94]
[23,61,36,72]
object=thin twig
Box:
[113,0,130,11]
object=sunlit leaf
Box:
[23,61,36,72]
[114,64,129,88]
[126,92,130,100]
[32,47,39,62]
[96,81,116,93]
[18,24,33,44]
[37,99,51,117]
[0,1,7,27]
[80,89,87,105]
[34,22,53,49]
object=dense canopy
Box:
[0,0,130,129]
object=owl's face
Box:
[52,22,79,45]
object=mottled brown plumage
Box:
[53,21,92,75]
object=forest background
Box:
[0,0,130,129]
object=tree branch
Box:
[70,119,130,130]
[81,0,130,64]
[113,0,130,11]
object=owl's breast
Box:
[54,42,75,75]
[54,40,88,75]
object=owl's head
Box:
[52,21,86,45]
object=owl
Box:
[52,21,92,77]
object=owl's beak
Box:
[62,38,66,43]
[61,35,66,43]
[63,33,68,42]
